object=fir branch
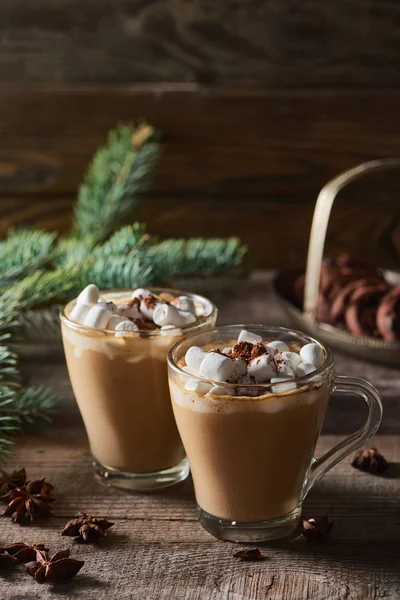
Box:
[13,386,58,425]
[95,223,150,258]
[0,344,18,381]
[84,254,157,290]
[0,229,56,284]
[146,238,247,279]
[73,123,160,244]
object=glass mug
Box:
[60,288,217,491]
[167,325,383,542]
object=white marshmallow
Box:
[184,378,212,395]
[84,304,113,329]
[199,352,236,383]
[280,351,302,370]
[116,301,141,320]
[97,300,116,313]
[238,329,262,344]
[275,354,295,377]
[271,377,297,394]
[207,385,235,397]
[69,302,91,324]
[131,288,152,300]
[153,304,196,328]
[185,347,208,374]
[266,340,289,354]
[140,296,160,320]
[222,347,232,355]
[300,343,324,368]
[237,373,259,397]
[107,315,130,330]
[296,362,317,377]
[171,295,196,314]
[76,284,99,306]
[231,359,247,382]
[248,353,277,382]
[115,320,139,337]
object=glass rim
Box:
[59,286,218,338]
[167,324,333,389]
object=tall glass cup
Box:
[168,325,383,541]
[60,288,217,491]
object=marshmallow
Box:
[107,315,130,330]
[300,343,324,368]
[208,385,235,397]
[153,304,196,328]
[76,284,100,306]
[115,320,139,337]
[271,377,297,394]
[296,362,317,377]
[140,296,160,320]
[238,329,262,344]
[275,354,295,377]
[266,340,289,354]
[184,378,212,395]
[237,373,259,397]
[84,304,113,329]
[248,353,277,382]
[199,352,236,383]
[171,295,196,314]
[222,347,232,355]
[131,288,152,300]
[69,302,91,324]
[280,351,302,370]
[116,301,141,320]
[185,347,208,374]
[231,359,247,382]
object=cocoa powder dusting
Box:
[143,295,159,310]
[230,341,255,361]
[250,343,268,360]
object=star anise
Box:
[302,515,334,542]
[25,548,84,584]
[0,549,19,570]
[0,468,26,495]
[0,543,49,563]
[233,548,265,561]
[62,512,114,543]
[1,478,55,523]
[351,448,389,474]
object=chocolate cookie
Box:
[376,287,400,341]
[344,284,389,337]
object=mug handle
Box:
[303,375,383,497]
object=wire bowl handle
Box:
[304,157,400,324]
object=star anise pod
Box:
[351,448,389,474]
[1,478,56,523]
[0,542,48,563]
[0,549,19,570]
[302,515,334,542]
[233,548,265,561]
[0,468,26,495]
[25,548,84,584]
[62,512,114,543]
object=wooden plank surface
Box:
[1,271,398,598]
[0,435,398,599]
[2,0,400,86]
[1,88,400,268]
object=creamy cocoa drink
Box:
[60,285,217,491]
[168,325,383,541]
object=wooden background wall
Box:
[1,0,400,269]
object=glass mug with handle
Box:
[167,325,383,542]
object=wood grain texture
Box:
[0,435,398,599]
[1,87,400,268]
[2,0,400,86]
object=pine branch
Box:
[0,229,56,284]
[12,386,58,425]
[73,123,160,244]
[146,238,247,279]
[94,223,150,258]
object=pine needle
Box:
[73,123,160,244]
[0,229,56,284]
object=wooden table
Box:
[1,273,399,599]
